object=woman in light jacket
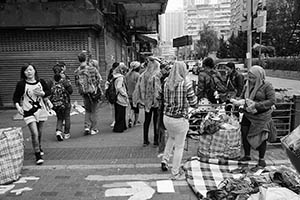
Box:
[113,62,129,133]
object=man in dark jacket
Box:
[197,57,224,103]
[225,62,244,98]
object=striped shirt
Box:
[164,81,197,118]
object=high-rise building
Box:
[159,10,185,58]
[230,0,246,36]
[184,0,231,40]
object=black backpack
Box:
[105,78,118,104]
[50,81,68,112]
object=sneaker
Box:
[64,133,71,140]
[169,172,185,180]
[56,131,63,141]
[239,156,251,162]
[143,141,150,147]
[40,148,44,156]
[91,129,99,135]
[128,119,132,128]
[35,152,44,165]
[110,121,115,128]
[161,161,168,171]
[84,128,90,135]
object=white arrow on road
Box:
[105,181,155,200]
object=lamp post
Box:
[247,0,252,68]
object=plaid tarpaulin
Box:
[183,157,256,199]
[0,127,24,185]
[197,127,241,159]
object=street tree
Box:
[227,31,247,60]
[267,0,300,56]
[195,24,219,58]
[217,36,230,58]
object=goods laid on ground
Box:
[0,127,24,185]
[183,157,300,200]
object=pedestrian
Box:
[13,64,51,165]
[224,62,244,116]
[133,56,161,147]
[49,63,73,141]
[231,65,277,170]
[125,61,141,127]
[112,62,129,133]
[197,57,225,103]
[161,61,198,180]
[225,62,244,99]
[105,62,119,128]
[157,62,171,154]
[74,51,102,135]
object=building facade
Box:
[0,0,167,107]
[159,10,185,59]
[184,0,231,40]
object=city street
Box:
[1,75,298,200]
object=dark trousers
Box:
[113,103,127,133]
[241,123,267,159]
[143,107,158,144]
[157,107,166,153]
[56,105,71,134]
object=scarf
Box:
[245,65,266,100]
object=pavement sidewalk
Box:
[0,103,292,200]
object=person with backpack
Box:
[112,62,129,133]
[125,61,141,127]
[49,63,73,141]
[74,51,102,135]
[105,62,119,128]
[197,57,227,104]
[13,64,51,165]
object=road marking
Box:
[105,181,155,200]
[10,187,32,195]
[14,176,40,184]
[86,173,170,181]
[103,180,188,188]
[0,185,15,195]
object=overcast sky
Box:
[166,0,183,11]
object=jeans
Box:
[83,95,99,130]
[143,107,158,144]
[56,105,71,133]
[162,115,189,175]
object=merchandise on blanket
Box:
[281,125,300,174]
[0,127,24,185]
[183,157,256,199]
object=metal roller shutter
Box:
[0,29,100,107]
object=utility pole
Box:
[247,0,252,68]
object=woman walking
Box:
[160,61,197,179]
[13,64,51,165]
[113,62,129,133]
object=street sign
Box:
[173,35,193,47]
